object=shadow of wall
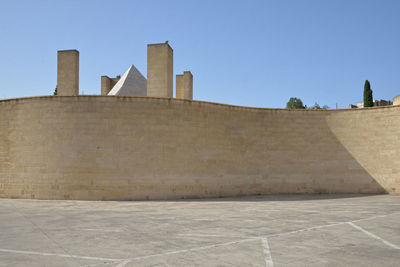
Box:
[326,108,400,194]
[0,96,398,200]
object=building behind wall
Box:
[147,41,173,97]
[353,99,393,108]
[176,71,193,100]
[57,50,79,96]
[56,42,195,99]
[394,95,400,105]
[374,99,392,106]
[101,75,121,95]
[108,65,147,96]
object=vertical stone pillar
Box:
[101,75,121,95]
[147,41,173,97]
[175,74,184,99]
[183,71,193,100]
[57,50,79,96]
[176,72,193,100]
[101,76,112,95]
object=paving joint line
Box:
[347,222,400,250]
[0,248,123,262]
[114,211,400,263]
[8,202,83,266]
[261,238,274,267]
[0,211,398,263]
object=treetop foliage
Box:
[363,80,373,107]
[286,97,305,109]
[286,98,329,109]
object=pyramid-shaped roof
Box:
[108,65,147,96]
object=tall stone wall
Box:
[0,101,11,194]
[0,96,399,200]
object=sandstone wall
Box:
[0,96,399,200]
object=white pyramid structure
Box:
[108,65,147,96]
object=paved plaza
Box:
[0,194,399,266]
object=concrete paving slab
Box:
[269,222,400,266]
[353,213,400,247]
[0,195,399,266]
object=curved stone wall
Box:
[0,96,399,200]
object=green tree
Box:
[363,80,373,107]
[286,97,305,109]
[53,86,57,96]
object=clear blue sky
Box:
[1,0,399,108]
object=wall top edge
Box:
[1,95,399,112]
[147,42,173,51]
[58,49,79,53]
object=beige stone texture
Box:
[176,74,184,99]
[101,76,111,95]
[101,75,120,95]
[57,50,79,96]
[176,71,193,100]
[147,42,173,97]
[101,75,121,95]
[393,94,400,105]
[0,96,399,200]
[183,71,193,100]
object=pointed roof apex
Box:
[108,64,147,96]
